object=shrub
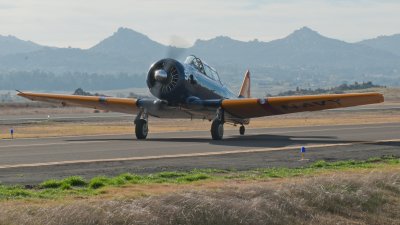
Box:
[40,180,62,189]
[62,176,87,187]
[89,177,110,189]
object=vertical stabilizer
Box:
[238,70,251,98]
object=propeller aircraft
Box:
[17,55,384,140]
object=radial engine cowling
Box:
[147,58,186,103]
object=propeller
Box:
[158,60,180,94]
[147,59,182,99]
[165,35,190,60]
[147,36,189,101]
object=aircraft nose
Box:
[154,69,168,82]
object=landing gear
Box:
[211,118,224,140]
[239,125,245,135]
[211,109,224,140]
[135,119,148,139]
[135,110,148,140]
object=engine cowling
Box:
[147,58,186,103]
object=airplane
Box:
[17,55,384,140]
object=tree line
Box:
[270,81,385,96]
[0,70,146,91]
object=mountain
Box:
[2,26,398,71]
[261,27,398,67]
[1,27,400,91]
[0,35,44,56]
[190,27,399,68]
[189,36,262,65]
[89,27,166,62]
[358,34,400,56]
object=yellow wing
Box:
[17,92,138,114]
[221,92,384,118]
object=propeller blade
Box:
[165,35,189,59]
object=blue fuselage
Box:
[182,63,237,101]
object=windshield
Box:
[185,55,220,81]
[185,55,205,74]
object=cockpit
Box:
[184,55,220,81]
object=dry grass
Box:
[352,87,400,103]
[0,169,399,225]
[1,109,399,139]
[0,103,94,115]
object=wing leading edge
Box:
[17,92,139,114]
[221,92,384,118]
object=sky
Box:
[0,0,399,48]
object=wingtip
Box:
[16,90,24,96]
[378,93,385,103]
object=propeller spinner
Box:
[147,58,185,103]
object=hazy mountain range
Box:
[0,35,44,56]
[1,27,400,92]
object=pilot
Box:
[191,57,206,74]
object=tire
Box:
[239,125,245,135]
[211,119,224,140]
[135,119,148,139]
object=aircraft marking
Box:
[281,99,342,110]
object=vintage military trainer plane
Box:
[17,55,384,140]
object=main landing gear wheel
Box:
[135,119,148,139]
[211,119,224,140]
[239,125,245,135]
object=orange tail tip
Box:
[238,70,251,98]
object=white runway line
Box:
[0,139,399,169]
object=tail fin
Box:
[238,70,251,98]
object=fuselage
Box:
[146,55,237,106]
[143,56,243,122]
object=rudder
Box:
[238,70,251,98]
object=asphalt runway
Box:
[0,123,399,185]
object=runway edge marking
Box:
[0,139,399,169]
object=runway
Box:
[0,123,399,184]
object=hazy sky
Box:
[1,0,399,48]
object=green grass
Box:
[0,156,398,200]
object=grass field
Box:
[0,156,399,225]
[0,156,398,200]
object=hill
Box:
[0,35,44,56]
[359,34,400,56]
